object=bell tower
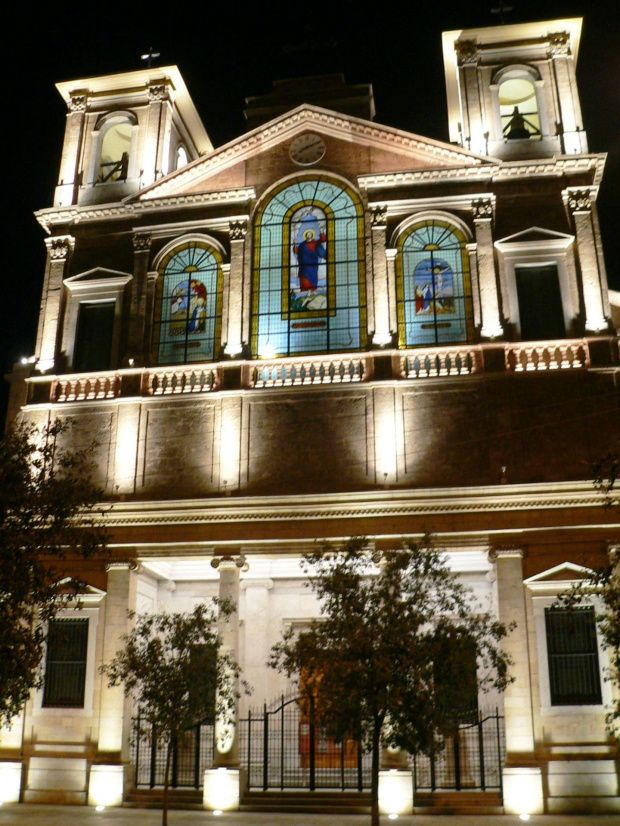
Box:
[442,18,588,159]
[54,66,212,208]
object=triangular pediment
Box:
[55,577,106,603]
[65,268,132,286]
[136,105,495,201]
[525,562,595,591]
[496,227,574,247]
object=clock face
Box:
[289,133,326,166]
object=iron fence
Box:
[131,699,504,795]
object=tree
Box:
[101,603,243,826]
[557,448,620,736]
[270,537,514,826]
[0,419,107,728]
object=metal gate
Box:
[243,694,372,790]
[413,711,505,792]
[131,700,505,793]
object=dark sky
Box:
[3,0,619,422]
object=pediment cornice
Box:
[136,105,491,201]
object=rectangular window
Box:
[73,301,115,372]
[545,607,602,706]
[43,618,89,708]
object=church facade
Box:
[2,16,619,816]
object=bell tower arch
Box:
[54,66,212,207]
[442,18,587,159]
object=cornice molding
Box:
[138,105,487,202]
[359,155,604,190]
[97,482,613,529]
[35,187,257,233]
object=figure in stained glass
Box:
[413,259,454,315]
[290,207,328,313]
[170,279,208,335]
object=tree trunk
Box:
[163,738,172,826]
[370,722,381,826]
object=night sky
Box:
[3,0,619,422]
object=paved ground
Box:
[0,807,619,826]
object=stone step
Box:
[241,790,372,814]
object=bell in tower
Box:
[442,18,588,159]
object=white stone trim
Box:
[32,604,102,719]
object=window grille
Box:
[43,618,89,708]
[545,607,602,706]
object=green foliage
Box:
[101,602,241,745]
[593,444,619,508]
[0,419,107,727]
[102,603,244,826]
[557,557,620,736]
[270,537,514,826]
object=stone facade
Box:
[2,16,619,815]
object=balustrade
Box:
[505,340,588,372]
[401,347,478,379]
[251,357,367,388]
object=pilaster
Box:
[225,221,247,357]
[490,547,543,815]
[127,233,152,363]
[55,95,87,207]
[472,199,503,339]
[37,236,74,373]
[565,188,608,332]
[370,206,391,347]
[548,34,588,154]
[98,562,138,761]
[241,578,273,704]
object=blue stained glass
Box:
[397,221,472,348]
[252,177,366,358]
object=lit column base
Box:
[203,767,244,811]
[0,762,22,803]
[378,769,413,816]
[88,764,126,808]
[503,766,544,816]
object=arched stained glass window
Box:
[396,220,473,347]
[152,240,223,364]
[251,177,367,358]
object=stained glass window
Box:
[396,220,473,347]
[251,177,367,358]
[152,241,223,364]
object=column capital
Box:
[45,235,75,260]
[455,39,479,66]
[385,247,398,261]
[211,554,246,571]
[229,220,247,241]
[147,83,168,102]
[105,560,139,573]
[68,94,87,113]
[132,233,152,252]
[564,187,596,214]
[241,578,273,591]
[472,197,494,220]
[548,32,570,58]
[488,547,524,562]
[370,204,388,228]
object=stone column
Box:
[98,562,138,761]
[225,221,247,357]
[491,548,543,816]
[370,205,392,347]
[143,271,159,362]
[565,188,608,332]
[55,94,87,207]
[241,578,273,704]
[472,199,503,339]
[36,236,74,373]
[127,233,152,364]
[211,553,244,767]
